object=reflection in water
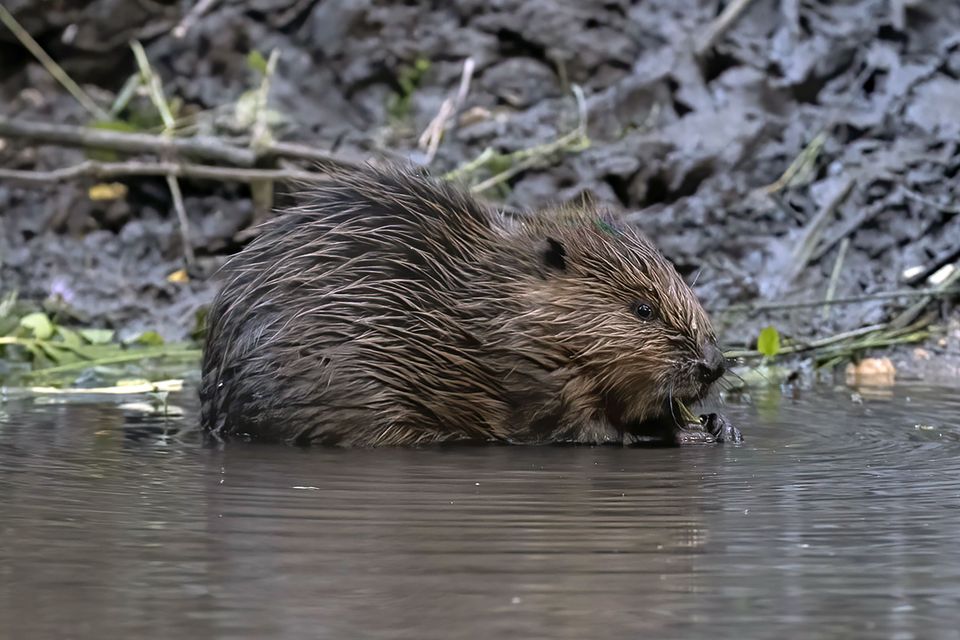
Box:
[1,385,959,638]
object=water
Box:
[1,385,959,639]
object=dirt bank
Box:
[1,0,957,368]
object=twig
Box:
[695,0,759,57]
[822,237,849,321]
[418,57,475,164]
[4,379,184,397]
[132,40,195,265]
[890,262,960,330]
[470,153,544,194]
[787,176,856,283]
[261,140,364,169]
[760,63,874,198]
[0,116,256,166]
[809,198,883,264]
[451,85,589,194]
[725,323,889,359]
[763,131,827,194]
[0,116,363,170]
[164,174,194,264]
[0,5,110,120]
[902,187,960,215]
[172,0,221,39]
[716,286,960,314]
[131,41,176,129]
[247,48,282,222]
[251,48,280,151]
[810,327,930,363]
[468,140,576,194]
[23,349,201,377]
[109,73,143,118]
[443,147,495,183]
[0,160,323,184]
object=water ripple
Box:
[1,383,959,638]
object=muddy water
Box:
[1,385,959,639]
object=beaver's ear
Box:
[542,237,567,272]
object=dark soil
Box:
[1,0,958,362]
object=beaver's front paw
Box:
[699,413,742,443]
[672,413,742,445]
[674,426,717,445]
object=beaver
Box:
[199,167,740,446]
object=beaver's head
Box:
[522,216,724,428]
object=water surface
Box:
[1,384,959,639]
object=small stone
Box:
[845,357,896,387]
[458,106,491,127]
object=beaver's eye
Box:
[632,300,656,321]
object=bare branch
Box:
[0,116,256,166]
[0,5,110,120]
[419,57,475,164]
[260,140,365,169]
[0,161,324,185]
[172,0,221,39]
[695,0,758,57]
[0,116,366,171]
[716,287,960,314]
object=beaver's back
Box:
[200,170,547,445]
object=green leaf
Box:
[129,330,164,346]
[57,326,84,348]
[0,290,18,319]
[79,328,116,345]
[37,341,78,365]
[20,312,54,339]
[757,326,781,358]
[247,50,268,75]
[22,341,47,366]
[412,56,431,74]
[233,90,259,129]
[73,344,126,360]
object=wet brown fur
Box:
[199,167,723,446]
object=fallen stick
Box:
[419,57,475,164]
[0,6,109,120]
[0,160,323,184]
[446,84,590,193]
[716,286,960,314]
[0,116,363,170]
[821,237,849,322]
[724,324,889,359]
[131,39,196,265]
[695,0,758,57]
[0,116,255,166]
[4,379,184,397]
[172,0,221,39]
[786,176,856,284]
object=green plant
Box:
[387,57,431,121]
[757,325,781,358]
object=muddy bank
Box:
[1,0,958,364]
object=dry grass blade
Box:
[0,5,109,120]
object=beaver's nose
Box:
[697,342,726,384]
